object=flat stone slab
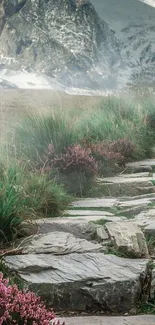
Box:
[4,253,148,313]
[106,222,148,257]
[60,315,155,325]
[72,198,117,208]
[101,174,155,183]
[72,195,155,209]
[20,232,104,254]
[118,197,155,207]
[133,209,155,228]
[97,173,155,197]
[20,217,112,242]
[127,159,155,169]
[65,210,114,216]
[144,222,155,238]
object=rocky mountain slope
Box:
[0,0,155,90]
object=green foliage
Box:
[24,172,71,217]
[14,113,77,164]
[0,164,71,245]
[105,244,139,258]
[0,166,25,244]
[13,95,155,167]
[139,302,155,314]
[0,260,24,289]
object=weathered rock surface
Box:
[35,217,111,242]
[97,173,155,197]
[132,209,155,229]
[0,0,122,90]
[0,0,155,90]
[60,315,155,325]
[72,194,155,210]
[106,222,149,257]
[19,214,126,242]
[4,253,148,312]
[65,210,114,217]
[72,198,118,209]
[144,222,155,238]
[20,231,104,254]
[126,160,155,173]
[0,0,27,34]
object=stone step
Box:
[59,315,155,325]
[19,215,121,242]
[126,159,155,174]
[65,210,114,216]
[4,253,148,313]
[72,194,155,210]
[97,173,155,197]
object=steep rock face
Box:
[0,0,155,90]
[0,0,27,34]
[0,0,123,89]
[92,0,155,86]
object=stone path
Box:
[60,315,155,325]
[4,159,155,323]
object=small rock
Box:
[144,222,155,239]
[106,221,149,258]
[17,221,38,237]
[97,173,155,197]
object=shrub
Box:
[46,144,98,196]
[14,114,77,165]
[109,138,135,162]
[90,143,124,176]
[0,166,26,244]
[0,165,70,245]
[0,273,64,325]
[50,144,98,175]
[24,172,71,217]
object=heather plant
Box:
[46,144,98,196]
[80,138,132,175]
[50,144,97,174]
[89,143,123,176]
[0,273,64,325]
[108,138,135,162]
[12,95,155,167]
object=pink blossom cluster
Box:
[44,138,135,176]
[51,144,97,174]
[0,273,64,325]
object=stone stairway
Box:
[3,159,155,324]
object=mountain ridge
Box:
[0,0,155,90]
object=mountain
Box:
[92,0,155,86]
[0,0,155,90]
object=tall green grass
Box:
[0,164,71,245]
[13,95,155,163]
[1,93,155,244]
[14,112,78,164]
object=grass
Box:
[146,236,155,256]
[91,219,111,226]
[105,244,139,259]
[0,164,71,246]
[7,94,155,165]
[0,91,155,243]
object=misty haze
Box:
[0,2,155,325]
